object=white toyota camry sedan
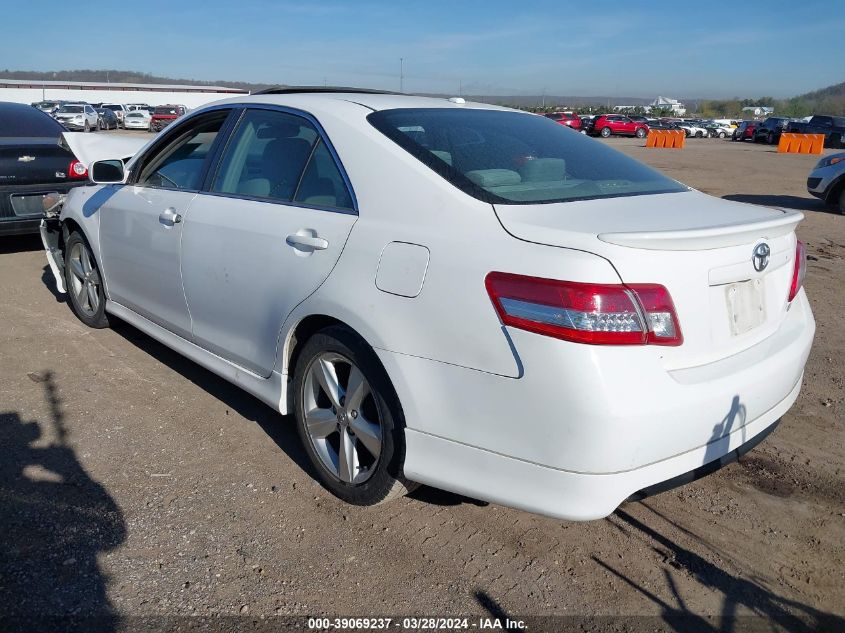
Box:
[41,88,814,520]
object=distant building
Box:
[650,96,686,115]
[0,78,248,109]
[742,106,775,117]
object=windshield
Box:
[368,108,686,204]
[57,106,84,113]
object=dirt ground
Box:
[1,136,843,632]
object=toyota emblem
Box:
[752,242,770,272]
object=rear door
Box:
[99,109,234,339]
[180,106,358,376]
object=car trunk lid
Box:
[0,137,75,186]
[494,190,803,369]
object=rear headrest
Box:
[256,121,302,139]
[519,158,566,182]
[262,137,311,161]
[465,169,521,188]
[430,150,453,166]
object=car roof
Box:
[205,90,514,114]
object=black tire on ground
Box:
[837,187,845,215]
[695,131,703,138]
[600,127,612,138]
[635,127,646,138]
[64,230,110,329]
[768,132,775,144]
[293,325,416,506]
[84,121,90,133]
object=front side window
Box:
[211,109,353,210]
[136,113,228,190]
[368,108,686,205]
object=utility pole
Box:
[399,58,404,93]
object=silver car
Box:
[807,152,845,214]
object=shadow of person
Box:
[0,372,125,631]
[594,509,845,632]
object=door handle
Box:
[159,208,182,226]
[286,233,329,251]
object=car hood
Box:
[60,132,147,167]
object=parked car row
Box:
[30,100,188,132]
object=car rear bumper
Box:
[1,182,85,236]
[380,291,814,520]
[402,382,795,520]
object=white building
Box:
[742,106,774,117]
[0,78,248,109]
[650,96,686,115]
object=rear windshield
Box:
[155,106,179,115]
[0,105,66,136]
[58,105,84,113]
[368,108,685,204]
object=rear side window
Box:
[368,108,686,205]
[293,139,354,210]
[212,108,353,210]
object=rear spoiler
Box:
[598,210,803,250]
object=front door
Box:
[180,107,358,376]
[99,111,231,338]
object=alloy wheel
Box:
[68,241,101,317]
[302,352,383,484]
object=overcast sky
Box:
[3,0,842,98]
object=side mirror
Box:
[90,159,125,184]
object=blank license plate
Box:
[726,279,766,336]
[10,193,57,218]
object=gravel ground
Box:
[1,136,843,632]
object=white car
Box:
[41,90,815,521]
[53,103,99,132]
[675,121,709,138]
[123,110,152,130]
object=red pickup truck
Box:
[150,104,188,132]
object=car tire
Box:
[695,131,703,138]
[600,127,612,138]
[635,127,646,138]
[767,132,775,145]
[64,230,109,329]
[84,121,90,133]
[293,325,417,506]
[837,187,845,215]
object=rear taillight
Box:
[68,159,88,179]
[485,272,683,346]
[788,240,807,303]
